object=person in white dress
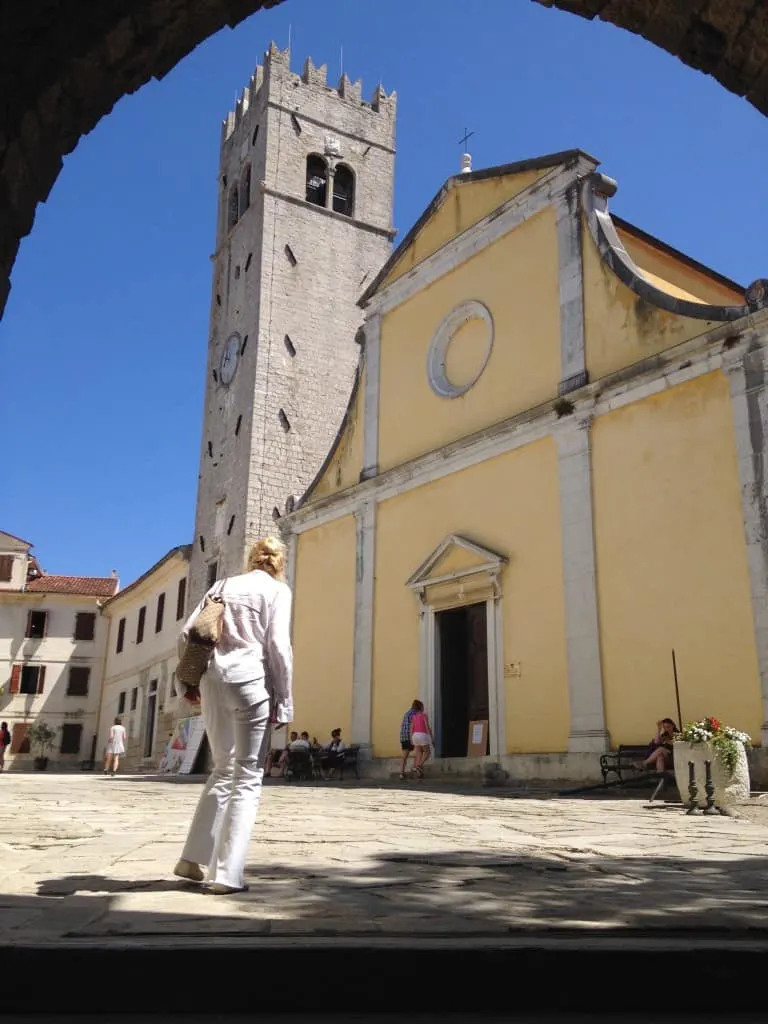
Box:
[174,536,294,895]
[104,716,126,776]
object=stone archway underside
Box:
[1,0,766,317]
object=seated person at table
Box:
[321,729,346,780]
[271,731,310,777]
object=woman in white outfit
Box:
[104,717,126,776]
[174,537,293,895]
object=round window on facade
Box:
[426,300,494,399]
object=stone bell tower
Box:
[188,43,397,604]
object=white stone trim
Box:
[725,346,768,745]
[361,313,381,480]
[351,500,376,747]
[555,185,587,394]
[426,300,494,399]
[406,533,507,589]
[283,311,768,541]
[556,413,609,753]
[364,158,597,318]
[413,567,505,759]
[494,597,507,756]
[286,533,298,633]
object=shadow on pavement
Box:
[5,844,768,1013]
[104,770,677,804]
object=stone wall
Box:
[188,44,396,603]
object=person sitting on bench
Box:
[636,718,678,772]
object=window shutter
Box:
[37,665,46,695]
[25,611,32,638]
[43,611,48,638]
[9,665,20,694]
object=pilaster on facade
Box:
[361,314,381,481]
[556,411,610,753]
[555,183,587,395]
[725,340,768,744]
[351,500,376,751]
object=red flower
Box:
[707,717,721,732]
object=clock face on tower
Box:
[219,333,240,386]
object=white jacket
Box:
[179,569,294,723]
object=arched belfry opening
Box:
[332,163,355,217]
[306,155,328,207]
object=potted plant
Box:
[27,720,57,771]
[673,716,751,808]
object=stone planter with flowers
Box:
[673,717,751,809]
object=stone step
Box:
[6,936,768,1014]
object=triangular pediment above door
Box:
[406,534,507,590]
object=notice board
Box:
[467,719,489,757]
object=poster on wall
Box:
[466,719,489,758]
[158,716,206,775]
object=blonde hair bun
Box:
[247,536,287,580]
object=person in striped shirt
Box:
[399,701,420,779]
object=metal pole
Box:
[672,648,683,727]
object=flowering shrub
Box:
[678,716,751,775]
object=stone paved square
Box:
[3,773,768,944]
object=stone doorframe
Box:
[406,535,508,759]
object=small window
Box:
[67,666,90,697]
[227,515,235,536]
[118,691,126,714]
[131,687,138,711]
[333,163,355,217]
[155,592,165,634]
[0,555,13,582]
[26,610,47,639]
[240,164,251,214]
[207,561,219,590]
[20,665,43,695]
[306,155,327,207]
[176,578,187,621]
[74,612,96,642]
[228,185,239,230]
[60,723,83,755]
[284,334,296,357]
[279,408,291,432]
[235,415,242,436]
[170,672,177,698]
[116,617,126,654]
[136,606,146,645]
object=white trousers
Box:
[181,674,271,889]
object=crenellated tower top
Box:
[222,42,397,143]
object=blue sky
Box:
[1,0,766,586]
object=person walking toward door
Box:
[399,701,419,779]
[0,721,11,771]
[410,700,433,780]
[103,717,126,776]
[174,536,294,895]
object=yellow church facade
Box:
[280,149,768,780]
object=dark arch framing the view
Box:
[2,1,768,318]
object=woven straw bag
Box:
[176,594,225,687]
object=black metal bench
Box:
[599,745,648,784]
[338,744,360,780]
[598,744,677,802]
